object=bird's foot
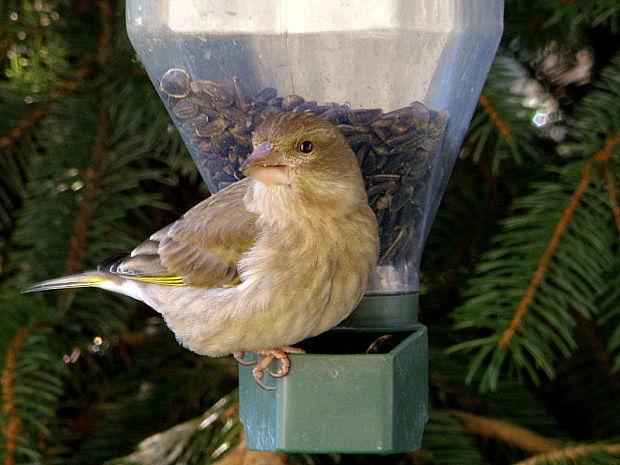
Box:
[233,352,255,366]
[235,346,305,391]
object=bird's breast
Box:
[142,199,378,357]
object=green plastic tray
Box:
[239,325,428,453]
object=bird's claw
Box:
[252,366,277,391]
[251,353,278,390]
[236,346,305,390]
[266,356,290,378]
[233,351,255,366]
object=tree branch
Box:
[451,410,558,454]
[603,166,620,232]
[63,105,111,275]
[571,309,620,398]
[63,0,116,276]
[498,132,620,348]
[498,162,594,348]
[0,66,91,150]
[514,443,620,465]
[479,93,512,138]
[1,325,40,465]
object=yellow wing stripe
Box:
[125,275,241,288]
[127,276,187,286]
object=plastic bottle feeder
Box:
[126,0,503,453]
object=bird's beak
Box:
[241,141,292,185]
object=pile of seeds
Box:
[159,69,446,264]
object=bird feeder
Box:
[126,0,503,454]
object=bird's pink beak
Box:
[241,141,292,185]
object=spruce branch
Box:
[63,105,110,276]
[429,347,564,437]
[1,324,41,465]
[464,54,543,169]
[0,295,67,465]
[96,0,117,63]
[0,107,50,149]
[603,268,620,374]
[603,161,620,231]
[513,443,620,465]
[610,324,620,374]
[447,410,620,465]
[450,164,617,390]
[429,372,483,412]
[60,0,115,279]
[0,25,49,61]
[479,93,512,139]
[541,0,620,32]
[212,436,290,465]
[571,309,620,397]
[0,0,116,152]
[563,52,620,155]
[0,65,91,149]
[0,0,179,461]
[0,1,618,464]
[451,51,620,391]
[418,410,486,465]
[106,392,242,465]
[421,158,510,317]
[505,0,620,49]
[451,410,558,455]
[498,159,596,349]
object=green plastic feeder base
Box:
[239,325,428,454]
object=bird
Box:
[24,111,379,390]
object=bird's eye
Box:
[299,140,314,153]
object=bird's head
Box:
[242,112,363,197]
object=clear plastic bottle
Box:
[126,0,503,319]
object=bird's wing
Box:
[99,179,257,288]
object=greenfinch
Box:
[24,112,379,390]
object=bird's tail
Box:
[22,272,109,293]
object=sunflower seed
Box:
[159,70,446,265]
[195,118,229,137]
[160,68,191,98]
[282,95,305,110]
[172,100,199,119]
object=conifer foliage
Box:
[1,1,619,464]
